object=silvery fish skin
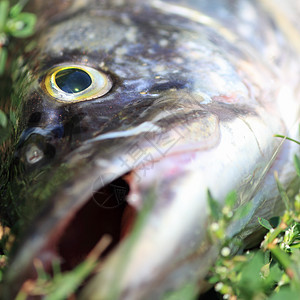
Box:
[1,0,300,299]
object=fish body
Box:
[0,0,300,299]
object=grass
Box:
[0,0,36,145]
[0,0,36,74]
[14,236,112,300]
[207,152,300,300]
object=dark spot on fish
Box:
[63,114,87,138]
[28,112,42,126]
[149,80,187,93]
[44,143,56,160]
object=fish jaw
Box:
[3,104,294,299]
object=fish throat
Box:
[41,175,136,272]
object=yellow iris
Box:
[44,64,112,103]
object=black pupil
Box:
[55,68,92,93]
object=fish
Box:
[0,0,300,299]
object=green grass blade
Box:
[6,12,36,38]
[294,155,300,178]
[274,134,300,145]
[207,189,220,221]
[0,109,7,127]
[268,288,300,300]
[258,217,273,230]
[0,46,7,75]
[44,260,97,300]
[232,202,252,221]
[0,1,9,32]
[10,0,29,17]
[162,283,198,300]
[274,172,290,210]
[225,190,237,209]
[269,247,292,272]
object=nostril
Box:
[25,143,44,164]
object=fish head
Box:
[1,1,299,299]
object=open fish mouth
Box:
[1,0,300,299]
[32,176,131,271]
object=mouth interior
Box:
[55,176,134,271]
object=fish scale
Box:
[0,0,300,299]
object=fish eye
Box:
[44,64,112,102]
